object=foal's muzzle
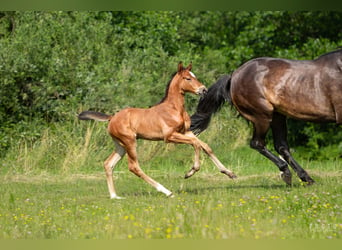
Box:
[197,86,208,97]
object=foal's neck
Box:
[164,76,186,111]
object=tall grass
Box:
[0,106,247,175]
[1,119,106,175]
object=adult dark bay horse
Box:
[191,49,342,185]
[79,62,236,199]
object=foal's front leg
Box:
[167,132,236,179]
[184,141,201,178]
[195,136,237,179]
[167,131,202,178]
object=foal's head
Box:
[176,62,207,96]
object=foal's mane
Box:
[152,71,178,106]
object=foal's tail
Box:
[78,111,112,122]
[190,74,231,135]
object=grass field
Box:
[0,118,341,239]
[0,148,341,239]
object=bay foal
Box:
[79,63,236,199]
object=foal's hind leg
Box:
[104,140,126,199]
[271,113,315,185]
[123,138,173,197]
[250,119,292,185]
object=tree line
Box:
[0,11,341,158]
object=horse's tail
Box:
[190,74,231,135]
[78,111,112,122]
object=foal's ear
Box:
[178,61,184,73]
[186,62,192,71]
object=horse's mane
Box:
[152,71,177,106]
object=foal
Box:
[79,62,236,199]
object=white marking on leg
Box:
[110,194,125,199]
[279,155,286,162]
[156,183,173,197]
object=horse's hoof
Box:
[304,178,315,186]
[280,171,292,186]
[307,179,315,185]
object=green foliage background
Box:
[0,11,341,160]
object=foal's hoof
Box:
[168,193,175,198]
[184,173,192,179]
[221,170,237,179]
[110,195,125,200]
[184,169,197,179]
[280,171,292,186]
[228,172,237,179]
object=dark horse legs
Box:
[250,117,292,185]
[250,112,314,185]
[271,112,315,185]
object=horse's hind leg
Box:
[250,119,292,185]
[104,140,126,199]
[271,113,315,185]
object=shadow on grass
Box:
[175,180,320,195]
[177,184,286,195]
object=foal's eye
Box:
[184,77,191,81]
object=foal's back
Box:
[107,104,188,141]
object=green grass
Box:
[0,119,341,239]
[0,158,341,239]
